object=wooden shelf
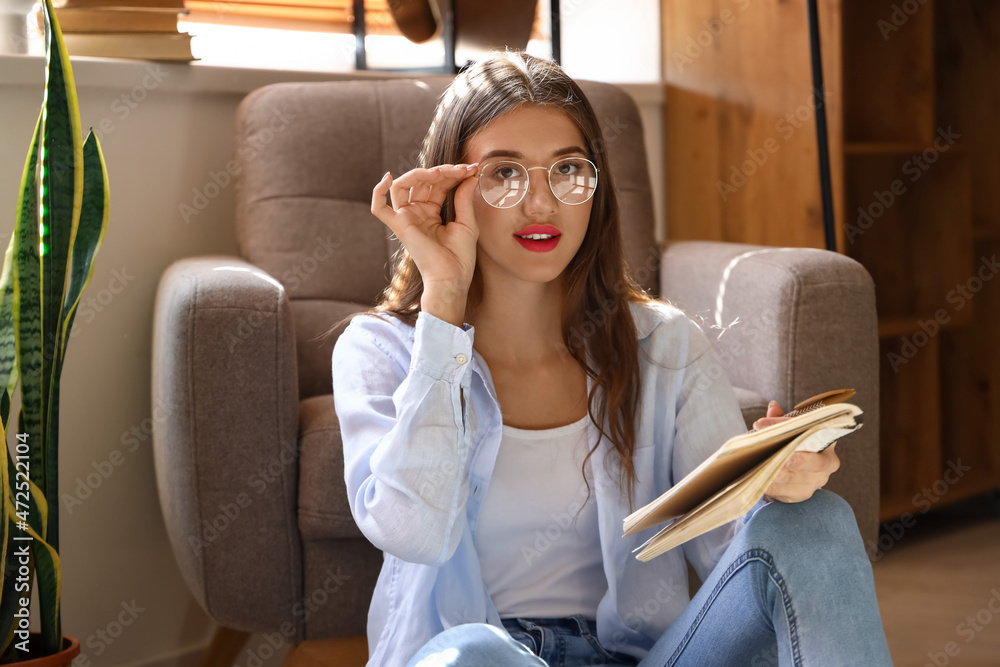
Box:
[661,0,1000,523]
[844,140,967,156]
[879,335,942,505]
[878,314,971,339]
[844,151,972,322]
[845,141,927,156]
[878,493,916,523]
[880,472,1000,523]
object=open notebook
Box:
[623,389,863,562]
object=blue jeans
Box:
[404,490,893,667]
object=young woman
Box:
[331,50,892,667]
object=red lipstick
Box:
[514,225,561,253]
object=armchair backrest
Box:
[233,78,659,400]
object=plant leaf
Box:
[0,521,20,657]
[12,107,44,548]
[39,0,83,572]
[3,500,60,651]
[57,131,109,368]
[0,439,14,654]
[0,234,17,412]
[0,119,34,647]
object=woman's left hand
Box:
[753,401,841,503]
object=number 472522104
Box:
[13,433,32,530]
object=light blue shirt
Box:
[331,299,771,666]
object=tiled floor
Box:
[871,491,1000,666]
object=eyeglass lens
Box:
[479,158,598,208]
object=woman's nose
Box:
[521,169,559,216]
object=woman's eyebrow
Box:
[480,145,587,161]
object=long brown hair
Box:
[330,49,657,510]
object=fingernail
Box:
[467,163,479,169]
[769,400,777,407]
[383,171,391,180]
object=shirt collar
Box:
[628,299,666,340]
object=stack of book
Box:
[53,0,195,61]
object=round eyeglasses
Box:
[474,157,599,209]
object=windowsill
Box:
[0,51,431,94]
[0,52,665,100]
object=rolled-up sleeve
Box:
[671,318,760,583]
[332,310,476,566]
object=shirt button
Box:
[455,353,468,364]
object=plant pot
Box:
[0,635,80,666]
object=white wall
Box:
[0,38,663,667]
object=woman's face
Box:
[461,104,594,291]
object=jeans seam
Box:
[767,562,801,666]
[516,619,546,657]
[570,615,631,665]
[666,548,801,667]
[510,630,538,655]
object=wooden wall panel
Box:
[842,0,936,145]
[661,0,843,249]
[936,0,1000,236]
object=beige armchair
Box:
[151,77,881,660]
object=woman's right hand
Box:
[370,163,481,292]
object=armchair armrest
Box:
[152,255,303,638]
[659,241,880,548]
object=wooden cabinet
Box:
[661,0,1000,521]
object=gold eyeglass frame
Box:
[473,157,600,209]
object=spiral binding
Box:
[748,400,828,433]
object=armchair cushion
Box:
[298,394,362,541]
[660,241,881,545]
[153,256,303,636]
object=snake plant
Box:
[0,0,109,658]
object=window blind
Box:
[182,0,545,38]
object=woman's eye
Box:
[556,161,581,175]
[495,165,521,179]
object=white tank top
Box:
[475,412,608,619]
